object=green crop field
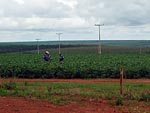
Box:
[0,46,150,79]
[0,40,150,79]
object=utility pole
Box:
[56,33,63,54]
[36,39,40,55]
[95,24,104,54]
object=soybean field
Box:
[0,40,150,79]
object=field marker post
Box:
[120,67,124,95]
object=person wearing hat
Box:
[43,51,51,61]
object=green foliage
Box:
[140,91,150,102]
[24,81,28,86]
[115,97,124,105]
[0,49,150,79]
[1,81,16,90]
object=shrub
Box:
[115,97,124,105]
[140,91,150,102]
[2,81,16,90]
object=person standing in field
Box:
[43,51,51,61]
[59,53,64,62]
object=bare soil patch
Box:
[0,97,121,113]
[0,96,150,113]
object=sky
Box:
[0,0,150,42]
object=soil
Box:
[0,97,120,113]
[0,78,150,84]
[0,78,150,113]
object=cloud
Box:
[13,0,24,5]
[1,0,149,25]
[0,17,19,29]
[0,0,150,41]
[57,0,78,9]
[74,0,150,26]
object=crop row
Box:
[0,52,150,78]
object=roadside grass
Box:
[113,100,150,113]
[0,81,150,105]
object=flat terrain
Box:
[0,97,150,113]
[0,78,150,83]
[0,97,121,113]
[0,79,150,113]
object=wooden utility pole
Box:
[120,67,124,95]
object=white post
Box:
[95,24,104,54]
[56,33,63,54]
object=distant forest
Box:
[0,44,95,53]
[0,40,150,53]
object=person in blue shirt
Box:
[43,51,51,61]
[59,53,64,62]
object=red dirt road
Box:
[0,78,150,84]
[0,97,120,113]
[1,97,150,113]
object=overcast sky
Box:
[0,0,150,42]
